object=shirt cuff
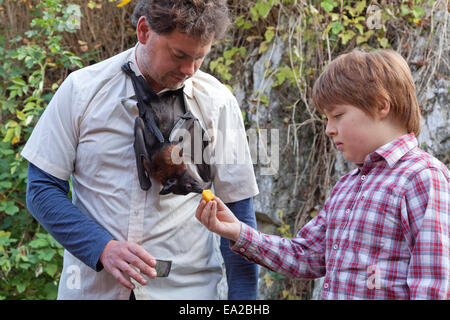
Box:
[230,222,260,259]
[93,234,115,271]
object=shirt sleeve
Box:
[26,162,114,271]
[21,72,81,180]
[231,206,327,279]
[221,198,258,300]
[402,167,450,299]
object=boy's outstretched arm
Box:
[196,196,327,279]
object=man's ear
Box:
[377,99,391,120]
[136,16,152,44]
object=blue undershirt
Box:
[26,162,258,299]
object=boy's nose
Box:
[325,122,337,136]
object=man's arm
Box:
[26,162,158,289]
[222,197,259,300]
[26,162,114,271]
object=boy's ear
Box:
[377,100,391,120]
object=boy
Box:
[196,49,449,299]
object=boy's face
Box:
[324,104,388,164]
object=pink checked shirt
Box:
[232,133,449,299]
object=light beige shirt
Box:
[21,44,259,300]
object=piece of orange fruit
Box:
[202,189,215,202]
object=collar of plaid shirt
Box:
[351,132,417,174]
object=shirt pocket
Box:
[350,183,403,253]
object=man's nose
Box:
[180,59,196,77]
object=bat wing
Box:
[134,116,161,190]
[142,109,165,156]
[170,112,211,183]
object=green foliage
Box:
[209,46,246,83]
[0,0,82,299]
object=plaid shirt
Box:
[232,133,449,299]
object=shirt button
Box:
[323,283,329,289]
[345,209,350,214]
[133,210,139,215]
[361,175,366,181]
[239,248,245,253]
[333,244,339,250]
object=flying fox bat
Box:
[134,116,204,195]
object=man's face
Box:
[136,17,213,92]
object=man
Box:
[22,0,259,300]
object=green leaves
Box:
[0,231,63,299]
[1,202,19,216]
[1,0,80,300]
[330,21,344,35]
[209,46,246,82]
[273,66,295,87]
[44,263,58,277]
[250,0,278,21]
[320,0,337,13]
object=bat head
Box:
[150,144,203,196]
[159,170,204,195]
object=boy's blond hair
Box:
[312,49,421,136]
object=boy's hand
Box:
[196,196,241,242]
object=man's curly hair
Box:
[132,0,231,43]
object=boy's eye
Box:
[333,113,343,119]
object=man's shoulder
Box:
[190,70,236,103]
[68,48,134,91]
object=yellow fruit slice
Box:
[202,189,215,202]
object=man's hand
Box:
[99,240,157,290]
[196,196,241,242]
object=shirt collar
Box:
[125,43,194,99]
[374,133,418,167]
[350,133,418,175]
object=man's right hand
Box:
[99,240,157,290]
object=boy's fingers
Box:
[196,200,206,220]
[214,196,227,210]
[204,201,215,229]
[197,201,208,225]
[208,201,217,228]
[214,196,222,204]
